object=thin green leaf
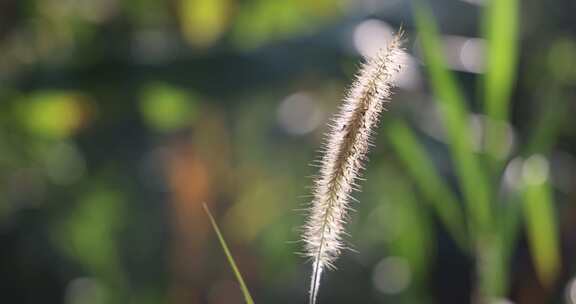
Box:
[522,41,570,156]
[524,87,566,156]
[482,0,519,162]
[475,234,508,300]
[387,119,467,249]
[520,156,560,286]
[203,203,255,304]
[412,2,492,235]
[499,197,523,263]
[385,174,435,282]
[483,0,518,122]
[493,195,522,295]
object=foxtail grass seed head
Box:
[302,32,405,304]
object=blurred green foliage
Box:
[53,186,126,288]
[139,83,198,132]
[410,1,562,301]
[0,0,574,303]
[18,91,89,139]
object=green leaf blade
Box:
[203,203,255,304]
[482,0,519,162]
[483,0,519,122]
[412,2,492,235]
[520,157,561,286]
[387,119,468,250]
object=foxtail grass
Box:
[302,32,405,304]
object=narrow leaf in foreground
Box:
[202,203,255,304]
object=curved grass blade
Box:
[413,2,492,236]
[520,156,560,286]
[387,119,468,250]
[482,0,518,122]
[202,203,255,304]
[482,0,519,164]
[523,87,566,156]
[384,172,435,282]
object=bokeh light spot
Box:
[372,256,411,294]
[65,277,106,304]
[353,19,393,58]
[277,92,323,135]
[522,154,549,186]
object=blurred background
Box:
[1,0,575,303]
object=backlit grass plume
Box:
[302,32,404,304]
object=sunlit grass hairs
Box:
[302,32,405,304]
